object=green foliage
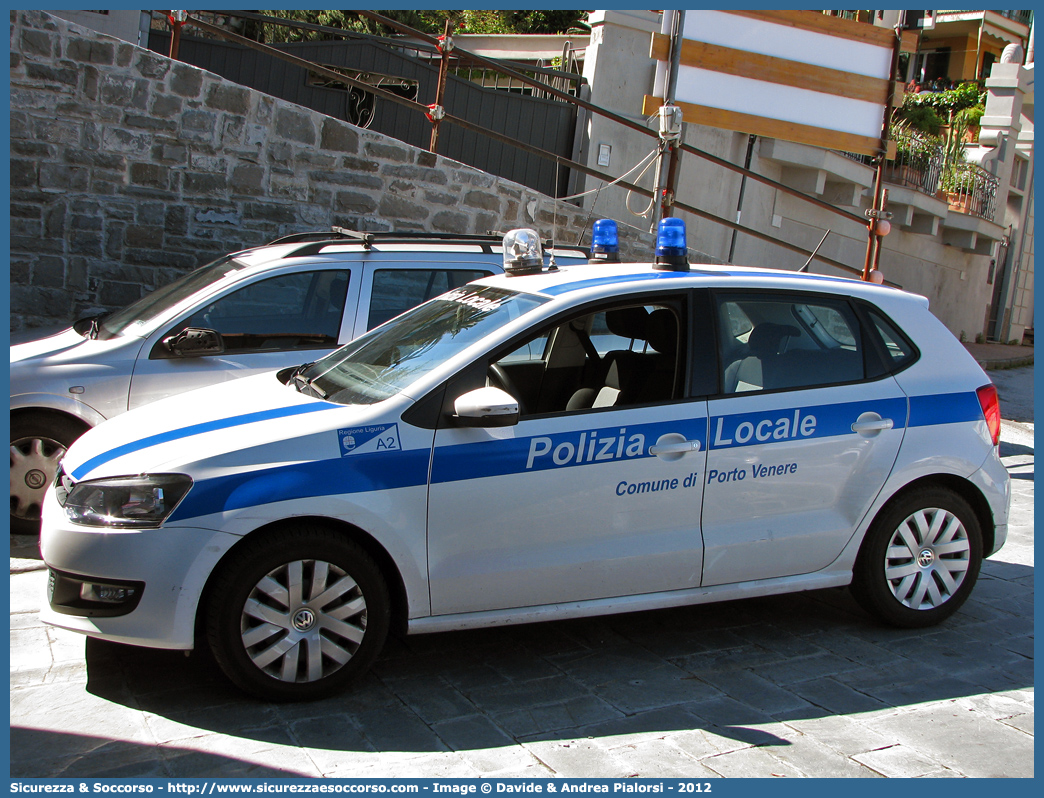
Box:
[940,161,977,194]
[955,104,985,128]
[943,117,970,169]
[253,9,590,41]
[891,118,940,170]
[904,82,986,115]
[898,105,944,136]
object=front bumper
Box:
[40,490,242,649]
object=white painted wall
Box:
[46,9,150,46]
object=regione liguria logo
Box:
[338,424,401,457]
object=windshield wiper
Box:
[72,313,106,340]
[289,362,327,398]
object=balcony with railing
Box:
[884,130,944,197]
[941,162,1000,222]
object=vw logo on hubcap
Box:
[292,608,317,631]
[25,469,46,489]
[917,548,935,568]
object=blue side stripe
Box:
[71,403,337,480]
[431,418,708,484]
[708,397,909,450]
[102,390,982,521]
[168,447,430,522]
[908,391,983,427]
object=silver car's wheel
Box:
[10,435,66,521]
[852,487,983,628]
[10,413,89,537]
[241,559,367,684]
[884,507,971,610]
[207,525,390,700]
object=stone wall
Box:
[9,10,658,333]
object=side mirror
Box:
[163,327,225,357]
[453,386,519,427]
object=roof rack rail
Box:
[266,227,591,259]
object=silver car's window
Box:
[170,269,349,354]
[302,285,547,405]
[367,268,493,329]
[98,255,247,339]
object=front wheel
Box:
[851,487,983,628]
[205,525,390,700]
[10,413,89,537]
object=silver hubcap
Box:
[241,559,367,683]
[10,436,66,521]
[885,507,970,610]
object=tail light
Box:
[976,383,1001,446]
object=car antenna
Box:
[799,230,830,272]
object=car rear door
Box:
[701,290,908,586]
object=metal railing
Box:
[185,10,587,102]
[942,162,1000,221]
[937,9,1033,27]
[884,130,944,196]
[840,128,944,197]
[165,10,874,278]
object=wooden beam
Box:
[650,34,891,105]
[723,10,897,48]
[642,95,884,157]
[900,29,921,53]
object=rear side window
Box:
[367,268,492,329]
[866,309,918,373]
[716,294,865,394]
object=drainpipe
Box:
[727,135,757,263]
[1000,160,1034,343]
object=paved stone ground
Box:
[9,370,1033,779]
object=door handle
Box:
[852,412,894,435]
[649,439,701,456]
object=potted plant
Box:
[941,162,978,212]
[955,104,985,143]
[888,119,941,190]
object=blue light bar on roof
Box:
[654,217,689,271]
[590,219,620,263]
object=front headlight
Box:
[62,474,193,528]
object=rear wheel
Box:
[10,413,89,537]
[852,487,983,628]
[205,524,390,700]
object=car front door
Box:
[425,295,710,616]
[701,291,907,587]
[127,267,359,410]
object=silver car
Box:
[11,228,587,534]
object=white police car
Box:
[11,229,588,535]
[40,220,1009,700]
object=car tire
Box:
[851,487,983,628]
[10,412,89,537]
[205,524,390,701]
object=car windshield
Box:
[298,284,547,405]
[96,255,249,339]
